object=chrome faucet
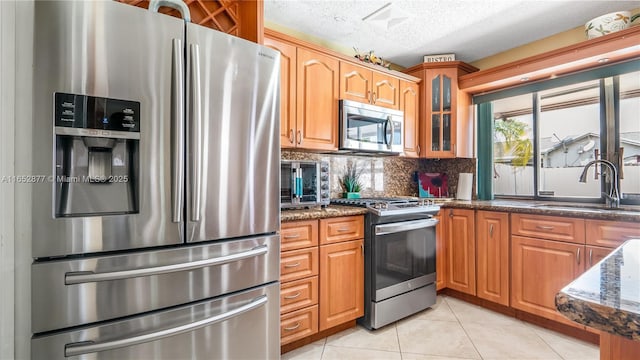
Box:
[578,159,622,208]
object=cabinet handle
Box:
[289,129,294,144]
[372,92,377,103]
[284,322,301,331]
[489,224,494,238]
[284,291,301,300]
[449,209,453,218]
[417,144,421,156]
[361,243,364,256]
[284,262,300,268]
[453,143,457,156]
[535,225,555,231]
[283,234,301,239]
[367,90,372,104]
[589,249,593,266]
[337,228,351,233]
[296,130,302,145]
[577,248,581,265]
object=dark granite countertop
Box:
[280,205,368,222]
[440,199,640,222]
[556,240,640,341]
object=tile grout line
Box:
[394,320,404,360]
[523,323,569,360]
[444,297,486,360]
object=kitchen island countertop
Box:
[555,239,640,341]
[280,205,368,222]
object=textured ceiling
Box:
[264,0,640,68]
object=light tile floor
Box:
[282,295,599,360]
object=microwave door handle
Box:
[386,116,394,150]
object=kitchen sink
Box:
[531,203,640,212]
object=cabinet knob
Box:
[417,144,421,156]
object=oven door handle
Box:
[375,218,438,236]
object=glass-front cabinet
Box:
[404,62,478,158]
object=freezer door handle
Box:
[64,295,268,357]
[189,43,203,222]
[65,245,269,285]
[171,38,185,223]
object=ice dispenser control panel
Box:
[55,92,140,132]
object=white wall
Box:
[0,1,33,359]
[0,1,16,358]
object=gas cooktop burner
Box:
[331,197,440,216]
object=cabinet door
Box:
[296,48,339,151]
[445,208,476,295]
[319,215,364,245]
[319,239,364,331]
[425,68,458,158]
[434,213,446,290]
[511,235,584,326]
[281,220,319,251]
[400,80,420,157]
[586,245,613,269]
[476,211,509,306]
[586,220,640,248]
[372,71,400,109]
[339,62,372,104]
[263,37,297,148]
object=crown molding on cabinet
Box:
[458,26,640,95]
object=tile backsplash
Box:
[282,150,476,199]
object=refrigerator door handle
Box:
[149,0,191,22]
[65,245,269,285]
[64,295,268,357]
[189,43,203,222]
[171,38,185,223]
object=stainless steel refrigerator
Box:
[30,1,280,358]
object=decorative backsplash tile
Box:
[282,150,476,199]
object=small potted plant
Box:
[340,162,363,199]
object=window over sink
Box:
[476,61,640,204]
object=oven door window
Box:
[296,163,318,202]
[373,221,436,301]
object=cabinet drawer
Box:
[280,305,319,345]
[511,213,585,244]
[281,220,318,251]
[280,276,318,314]
[586,220,640,248]
[280,247,319,282]
[320,216,364,244]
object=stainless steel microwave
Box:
[339,99,404,154]
[280,160,330,209]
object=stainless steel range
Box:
[331,198,440,329]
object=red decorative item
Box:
[418,173,448,198]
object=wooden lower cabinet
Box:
[281,305,319,345]
[281,276,319,314]
[445,208,476,295]
[434,213,446,290]
[476,211,509,306]
[586,245,613,269]
[319,239,364,331]
[511,235,584,326]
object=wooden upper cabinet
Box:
[444,208,476,295]
[372,72,400,109]
[404,62,477,158]
[400,80,419,157]
[263,37,297,148]
[476,211,509,306]
[339,62,400,109]
[296,48,339,151]
[340,62,372,104]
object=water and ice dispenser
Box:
[54,93,140,217]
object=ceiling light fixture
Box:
[362,2,413,29]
